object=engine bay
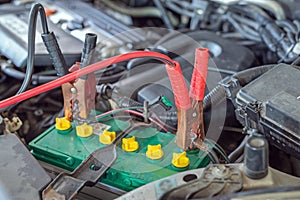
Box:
[0,0,300,199]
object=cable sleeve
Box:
[165,61,191,110]
[80,33,97,79]
[42,32,69,77]
[190,48,209,101]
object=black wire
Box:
[228,135,248,162]
[229,4,271,23]
[230,13,260,30]
[292,57,300,66]
[0,84,21,100]
[169,0,194,10]
[1,3,49,112]
[225,13,261,42]
[1,63,57,84]
[153,0,174,30]
[235,153,244,163]
[25,3,49,87]
[96,70,127,84]
[286,31,296,44]
[207,150,219,164]
[206,138,230,163]
[165,1,194,18]
[37,5,49,34]
[150,115,177,133]
[293,20,300,41]
[275,20,298,34]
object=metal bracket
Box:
[159,164,242,200]
[43,144,117,200]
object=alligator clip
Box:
[62,33,98,121]
[166,48,209,150]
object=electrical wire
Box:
[207,67,236,75]
[228,135,249,162]
[240,24,260,37]
[293,20,300,40]
[96,69,127,84]
[168,0,195,11]
[0,84,21,100]
[205,138,230,163]
[20,3,49,92]
[1,62,57,84]
[95,107,143,119]
[150,114,177,133]
[218,0,285,20]
[230,13,260,30]
[95,107,169,132]
[225,13,261,42]
[235,153,244,163]
[109,93,177,133]
[98,0,162,18]
[0,3,49,112]
[0,51,176,110]
[153,0,174,30]
[165,1,194,18]
[123,110,169,132]
[193,140,220,164]
[276,20,298,34]
[207,149,220,164]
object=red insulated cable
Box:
[190,48,209,101]
[165,61,191,110]
[0,51,177,109]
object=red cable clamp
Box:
[190,48,209,101]
[165,61,191,110]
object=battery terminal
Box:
[122,136,139,152]
[146,144,164,160]
[99,130,116,144]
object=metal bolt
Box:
[192,112,197,117]
[212,165,230,178]
[34,109,44,116]
[197,9,203,15]
[216,165,226,173]
[70,87,77,94]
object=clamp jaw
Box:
[176,99,205,150]
[62,33,98,122]
[62,63,97,121]
[166,48,209,151]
